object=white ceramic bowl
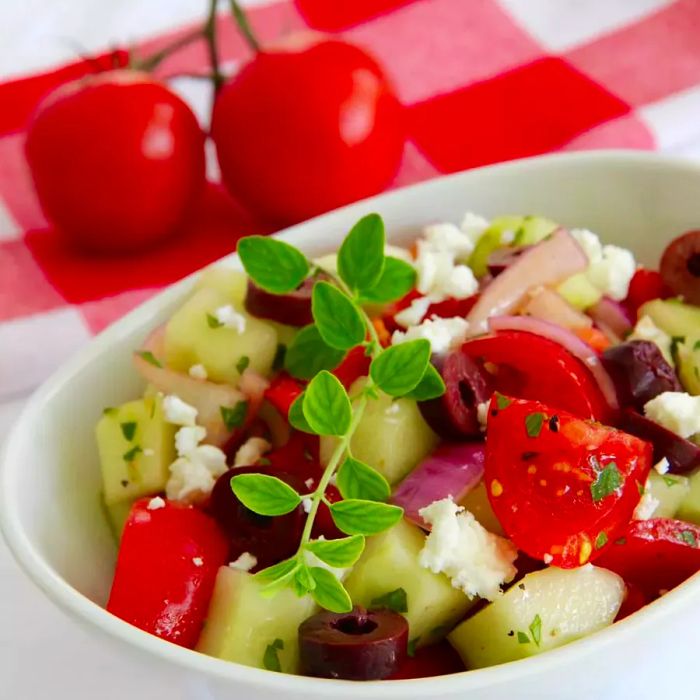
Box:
[3,151,700,700]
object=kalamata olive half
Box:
[245,276,316,326]
[299,607,408,680]
[601,340,681,412]
[660,230,700,304]
[419,350,494,439]
[618,410,700,474]
[209,466,305,570]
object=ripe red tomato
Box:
[624,268,671,314]
[211,37,405,224]
[25,70,206,253]
[596,518,700,599]
[485,396,652,568]
[462,331,610,421]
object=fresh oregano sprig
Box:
[231,213,445,613]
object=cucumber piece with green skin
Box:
[165,287,278,385]
[677,468,700,525]
[320,379,439,485]
[639,299,700,346]
[96,395,176,506]
[646,470,689,518]
[344,519,475,648]
[676,339,700,395]
[468,216,524,278]
[448,566,625,669]
[557,272,603,310]
[512,215,559,246]
[196,567,317,673]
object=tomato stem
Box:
[229,0,260,52]
[205,0,225,92]
[136,28,204,72]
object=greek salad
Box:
[99,213,700,680]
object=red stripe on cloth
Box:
[294,0,415,31]
[561,113,654,152]
[566,0,700,108]
[407,57,631,173]
[79,288,158,335]
[25,183,269,305]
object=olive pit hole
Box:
[333,615,378,636]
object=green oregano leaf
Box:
[525,412,545,438]
[288,392,315,434]
[590,461,622,503]
[305,535,366,568]
[401,363,446,401]
[529,614,542,647]
[302,371,352,436]
[238,236,310,294]
[495,393,511,410]
[285,325,345,380]
[255,557,300,589]
[230,473,301,516]
[337,213,386,293]
[358,257,416,304]
[595,531,608,549]
[370,587,408,613]
[312,281,366,351]
[206,312,223,329]
[123,445,142,462]
[308,567,353,614]
[330,499,403,536]
[336,457,391,502]
[369,339,431,397]
[120,421,137,441]
[221,401,248,431]
[517,631,530,644]
[263,639,284,672]
[236,355,250,374]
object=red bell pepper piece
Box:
[332,346,370,389]
[264,372,303,416]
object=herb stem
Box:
[229,0,260,52]
[205,0,224,93]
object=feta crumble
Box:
[188,363,208,380]
[233,437,272,467]
[394,296,431,329]
[392,316,470,355]
[477,401,489,432]
[418,498,518,601]
[175,425,207,457]
[304,478,315,490]
[460,212,490,246]
[302,497,313,514]
[570,229,603,263]
[629,315,674,365]
[654,458,671,475]
[213,304,246,334]
[192,557,204,567]
[644,392,700,439]
[163,395,198,427]
[423,222,476,260]
[543,553,553,565]
[633,483,660,520]
[229,552,258,572]
[147,496,166,511]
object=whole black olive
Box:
[299,606,408,680]
[660,230,700,304]
[245,276,318,326]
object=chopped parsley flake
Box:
[236,355,250,374]
[206,313,224,329]
[103,407,117,416]
[120,421,137,441]
[677,530,697,547]
[595,531,608,549]
[590,461,621,503]
[517,631,530,644]
[495,393,511,410]
[136,351,162,368]
[525,412,545,438]
[694,340,700,351]
[263,638,284,672]
[529,614,542,647]
[407,637,419,657]
[663,476,678,488]
[637,480,645,496]
[370,587,408,614]
[221,401,248,431]
[123,445,142,463]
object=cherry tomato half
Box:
[212,37,405,225]
[485,396,652,568]
[25,70,206,253]
[596,518,700,599]
[624,269,671,315]
[462,331,610,421]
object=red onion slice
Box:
[522,287,592,330]
[588,296,633,338]
[391,442,485,528]
[467,229,588,335]
[488,315,619,410]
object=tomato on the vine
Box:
[211,37,405,224]
[25,70,206,253]
[485,396,652,568]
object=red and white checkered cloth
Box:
[2,0,699,400]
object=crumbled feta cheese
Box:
[188,363,208,380]
[654,458,671,475]
[394,297,431,329]
[443,265,479,299]
[192,557,204,567]
[629,315,674,365]
[165,444,228,505]
[570,229,603,263]
[233,437,272,467]
[213,304,246,333]
[175,425,207,457]
[392,316,470,355]
[477,401,489,432]
[147,496,166,511]
[163,395,198,427]
[633,482,660,520]
[423,223,475,260]
[418,498,518,601]
[460,212,490,246]
[644,392,700,439]
[302,497,313,514]
[304,478,315,490]
[587,245,636,301]
[229,552,258,572]
[543,553,553,565]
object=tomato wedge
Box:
[462,331,610,420]
[596,519,700,599]
[485,396,652,568]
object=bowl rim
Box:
[3,149,700,695]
